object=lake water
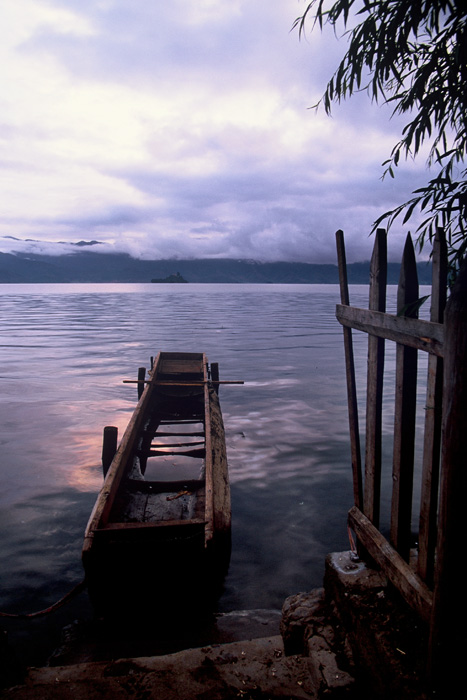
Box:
[0,282,429,666]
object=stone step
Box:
[3,637,321,700]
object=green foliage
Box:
[397,295,430,318]
[295,0,467,270]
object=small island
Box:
[150,272,188,283]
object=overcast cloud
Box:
[1,0,429,263]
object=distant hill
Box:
[0,250,433,284]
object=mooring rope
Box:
[0,578,87,619]
[347,525,358,557]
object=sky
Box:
[1,0,429,264]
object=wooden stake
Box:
[336,230,363,511]
[102,426,118,478]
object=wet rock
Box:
[281,589,327,656]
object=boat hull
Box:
[82,352,231,615]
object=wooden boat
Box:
[82,352,232,614]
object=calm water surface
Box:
[0,283,428,665]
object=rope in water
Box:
[0,579,87,619]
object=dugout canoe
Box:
[82,351,232,613]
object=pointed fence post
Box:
[390,234,419,561]
[418,229,447,585]
[335,230,363,510]
[363,229,387,527]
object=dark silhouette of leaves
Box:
[295,1,467,275]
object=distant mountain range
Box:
[0,250,433,284]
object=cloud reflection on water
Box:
[0,283,430,639]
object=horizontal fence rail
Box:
[335,305,444,356]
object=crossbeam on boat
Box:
[159,419,203,425]
[147,448,205,458]
[96,518,207,532]
[155,431,205,437]
[150,440,205,448]
[123,379,244,386]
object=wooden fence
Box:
[336,228,466,690]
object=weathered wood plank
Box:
[428,258,467,686]
[364,229,387,526]
[159,419,203,425]
[97,517,207,531]
[137,367,146,400]
[159,356,204,374]
[102,426,118,478]
[147,447,205,458]
[418,229,447,584]
[390,234,419,561]
[335,230,363,510]
[211,362,220,394]
[150,440,204,448]
[348,506,433,623]
[123,380,244,386]
[203,362,214,544]
[336,305,444,355]
[83,354,161,550]
[154,431,205,437]
[209,385,231,537]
